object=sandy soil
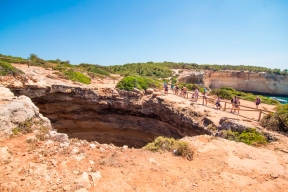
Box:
[0,132,287,192]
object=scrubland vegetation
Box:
[145,136,194,160]
[107,61,288,75]
[260,104,288,133]
[177,83,205,93]
[0,61,23,76]
[210,87,280,105]
[221,128,267,146]
[116,76,162,91]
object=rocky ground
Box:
[0,64,288,192]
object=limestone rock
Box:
[218,117,249,133]
[178,70,288,96]
[152,92,162,97]
[89,143,97,149]
[74,172,91,189]
[48,130,69,143]
[0,86,14,99]
[90,171,102,186]
[146,88,154,94]
[0,87,40,135]
[26,135,38,143]
[0,146,12,164]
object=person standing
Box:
[254,96,261,108]
[175,85,179,95]
[235,97,241,114]
[194,88,199,102]
[230,96,237,113]
[183,86,188,98]
[171,84,174,94]
[203,89,208,105]
[164,82,168,95]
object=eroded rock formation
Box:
[10,84,210,147]
[178,70,288,96]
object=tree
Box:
[29,53,38,60]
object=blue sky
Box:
[0,0,287,69]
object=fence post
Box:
[202,96,204,105]
[258,110,262,122]
[224,102,226,111]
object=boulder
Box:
[74,172,91,189]
[146,88,154,94]
[90,171,102,186]
[0,87,41,136]
[218,117,251,132]
[0,86,14,99]
[152,92,162,98]
[49,131,69,143]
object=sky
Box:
[0,0,287,69]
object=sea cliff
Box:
[178,70,288,96]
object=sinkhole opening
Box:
[51,116,184,148]
[11,91,204,149]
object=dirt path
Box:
[157,90,276,128]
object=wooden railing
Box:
[172,90,275,122]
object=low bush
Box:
[177,83,205,93]
[0,61,23,76]
[89,66,110,76]
[36,126,50,141]
[11,118,34,137]
[116,76,161,91]
[221,128,267,146]
[64,69,91,84]
[145,136,194,160]
[260,104,288,132]
[210,87,280,105]
[170,76,177,84]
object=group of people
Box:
[230,96,241,114]
[170,84,188,97]
[164,83,262,113]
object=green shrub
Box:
[11,118,34,137]
[89,66,110,76]
[116,76,161,91]
[260,104,288,132]
[177,83,205,93]
[36,126,50,141]
[221,128,267,146]
[0,61,23,76]
[64,69,91,84]
[145,136,193,160]
[210,88,232,99]
[170,76,177,84]
[210,87,280,105]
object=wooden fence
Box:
[173,90,275,122]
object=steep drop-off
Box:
[11,85,210,147]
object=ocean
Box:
[265,95,288,104]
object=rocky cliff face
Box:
[178,70,288,96]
